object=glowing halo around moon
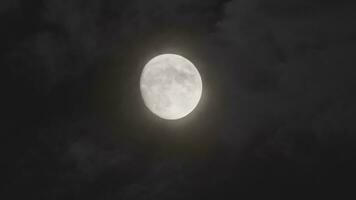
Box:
[140,54,203,120]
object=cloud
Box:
[205,2,356,194]
[213,0,356,135]
[0,0,19,13]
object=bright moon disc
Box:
[140,54,203,120]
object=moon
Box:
[140,54,203,120]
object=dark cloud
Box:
[201,0,356,197]
[0,0,19,13]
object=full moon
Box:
[140,54,203,120]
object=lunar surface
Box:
[140,54,202,120]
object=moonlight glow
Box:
[140,54,203,120]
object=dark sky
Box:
[3,0,356,199]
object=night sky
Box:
[3,0,356,199]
